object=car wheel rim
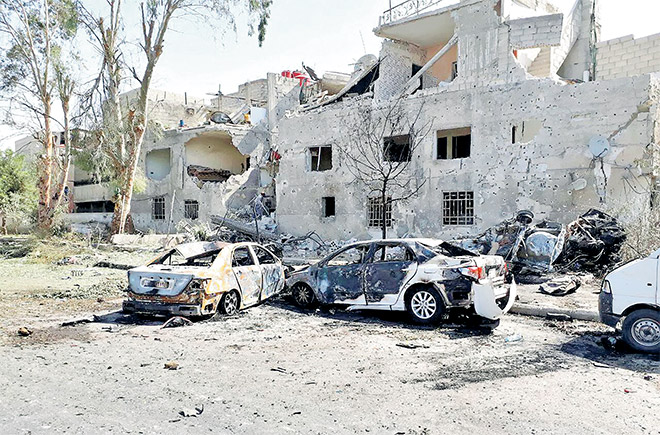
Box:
[411,291,437,320]
[295,285,311,305]
[224,292,238,315]
[631,318,660,347]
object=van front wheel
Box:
[622,309,660,353]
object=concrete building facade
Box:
[274,0,660,241]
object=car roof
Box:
[174,241,230,259]
[344,238,444,247]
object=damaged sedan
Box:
[123,241,285,317]
[287,239,516,324]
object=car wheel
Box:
[220,290,240,316]
[622,309,660,353]
[292,283,316,308]
[406,287,444,324]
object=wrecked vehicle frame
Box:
[286,238,516,325]
[123,241,285,317]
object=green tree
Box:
[0,0,78,231]
[79,0,272,234]
[0,150,37,234]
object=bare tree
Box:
[0,0,78,231]
[78,0,272,234]
[337,99,432,238]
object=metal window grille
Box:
[367,197,393,228]
[184,200,199,220]
[152,197,165,220]
[442,191,474,225]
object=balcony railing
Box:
[379,0,453,26]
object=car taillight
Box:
[186,278,210,294]
[461,266,485,281]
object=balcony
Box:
[378,0,458,26]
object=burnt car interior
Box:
[232,247,255,267]
[154,249,223,267]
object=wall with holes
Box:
[275,72,659,240]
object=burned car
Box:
[286,239,516,324]
[123,241,285,317]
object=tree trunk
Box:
[381,186,388,239]
[37,99,54,231]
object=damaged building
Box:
[273,0,660,241]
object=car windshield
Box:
[417,241,477,262]
[152,249,223,267]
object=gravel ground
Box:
[1,238,659,434]
[1,299,659,435]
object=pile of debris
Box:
[453,209,626,276]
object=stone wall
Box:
[508,13,563,49]
[597,33,660,81]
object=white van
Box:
[599,247,660,353]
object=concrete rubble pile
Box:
[453,209,626,276]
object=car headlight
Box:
[601,280,611,294]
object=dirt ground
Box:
[1,238,659,434]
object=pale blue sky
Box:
[2,0,660,148]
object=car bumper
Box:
[123,300,202,317]
[473,279,517,320]
[598,291,620,328]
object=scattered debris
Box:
[61,317,93,327]
[17,327,32,337]
[271,367,287,373]
[162,316,193,328]
[396,343,430,349]
[94,261,135,271]
[179,405,204,417]
[504,334,523,343]
[164,361,180,370]
[592,362,610,368]
[539,276,581,296]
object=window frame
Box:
[436,128,471,160]
[367,197,393,228]
[184,199,199,220]
[442,191,475,226]
[232,246,256,267]
[308,145,333,172]
[383,134,412,163]
[152,197,166,220]
[253,246,278,265]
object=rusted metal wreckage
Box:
[123,241,285,317]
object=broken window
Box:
[383,135,411,162]
[326,245,369,266]
[74,201,114,213]
[412,64,423,93]
[322,196,335,218]
[437,128,471,160]
[512,120,543,144]
[254,246,277,265]
[451,61,458,80]
[309,146,332,171]
[184,200,199,220]
[371,244,414,263]
[442,191,474,226]
[152,197,166,220]
[232,247,255,267]
[367,197,393,228]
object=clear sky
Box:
[2,0,660,149]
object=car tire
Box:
[292,282,317,308]
[406,286,444,324]
[219,290,240,316]
[621,309,660,353]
